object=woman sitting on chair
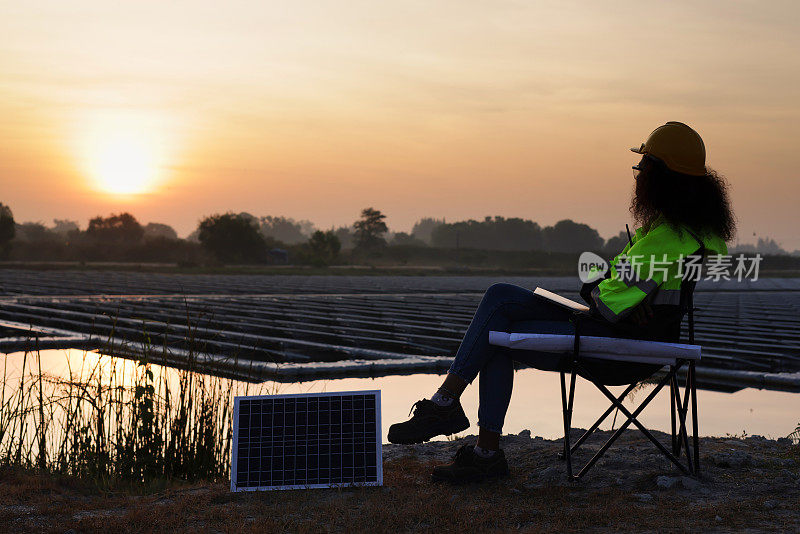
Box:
[387,121,735,483]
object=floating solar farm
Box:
[1,270,799,391]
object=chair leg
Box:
[568,382,638,457]
[671,361,700,476]
[670,371,678,455]
[560,370,573,478]
[690,361,700,476]
[559,361,699,480]
[575,363,691,477]
[672,378,694,474]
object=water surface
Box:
[4,349,797,444]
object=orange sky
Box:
[1,1,798,248]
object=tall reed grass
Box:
[0,341,270,488]
[790,424,800,445]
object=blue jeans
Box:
[448,283,657,433]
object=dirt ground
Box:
[1,430,798,533]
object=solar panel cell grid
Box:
[232,390,381,491]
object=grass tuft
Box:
[0,342,267,490]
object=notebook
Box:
[533,287,590,313]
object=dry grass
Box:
[1,450,798,533]
[0,345,271,489]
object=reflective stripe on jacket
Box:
[591,217,727,323]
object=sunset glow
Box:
[89,134,156,195]
[0,1,798,246]
[78,112,169,196]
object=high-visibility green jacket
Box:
[590,216,727,323]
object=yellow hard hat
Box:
[631,121,706,176]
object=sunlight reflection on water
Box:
[4,349,798,444]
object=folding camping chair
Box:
[491,279,702,480]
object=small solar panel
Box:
[231,390,382,491]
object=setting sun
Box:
[90,134,155,194]
[78,111,169,196]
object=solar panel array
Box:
[4,270,800,386]
[231,390,382,491]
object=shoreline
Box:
[2,430,798,532]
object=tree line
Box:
[2,202,792,266]
[0,204,386,265]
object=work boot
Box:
[387,399,470,444]
[431,444,510,483]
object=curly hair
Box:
[630,155,736,241]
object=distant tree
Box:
[86,213,144,243]
[259,216,315,244]
[730,237,788,256]
[542,219,604,253]
[411,217,445,244]
[185,228,201,243]
[353,208,388,249]
[143,222,178,240]
[754,237,787,255]
[307,230,341,265]
[333,226,355,249]
[431,216,543,250]
[51,219,80,235]
[238,212,258,225]
[197,213,268,264]
[14,222,53,242]
[390,232,426,246]
[0,203,15,258]
[603,231,629,256]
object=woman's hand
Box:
[628,300,654,326]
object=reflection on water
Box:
[2,348,275,399]
[276,373,800,443]
[4,349,798,445]
[2,348,267,481]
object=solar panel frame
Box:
[231,390,382,491]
